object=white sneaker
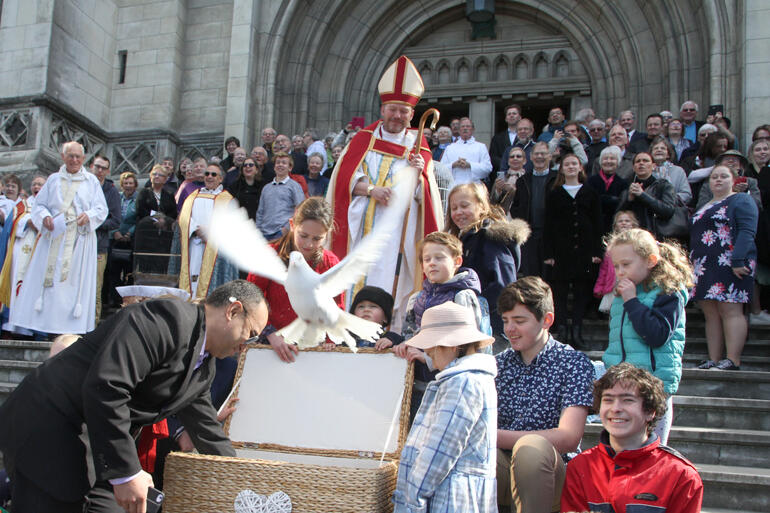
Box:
[749,310,770,325]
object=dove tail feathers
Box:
[276,312,383,353]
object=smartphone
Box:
[146,487,164,513]
[707,104,724,116]
[351,116,365,129]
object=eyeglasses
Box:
[204,171,220,177]
[682,108,696,112]
[93,164,109,171]
[243,163,256,167]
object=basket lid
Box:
[225,346,413,461]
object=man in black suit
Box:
[489,104,522,172]
[0,280,268,513]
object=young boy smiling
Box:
[255,152,305,240]
[561,363,703,513]
[494,276,594,512]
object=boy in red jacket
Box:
[561,363,703,513]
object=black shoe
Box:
[697,359,716,369]
[713,358,740,370]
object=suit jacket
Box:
[489,129,516,171]
[0,299,235,501]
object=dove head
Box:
[288,251,312,271]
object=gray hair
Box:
[308,152,325,164]
[61,141,84,155]
[698,123,717,135]
[588,119,606,130]
[304,128,320,141]
[599,145,622,162]
[575,108,595,124]
[618,110,635,120]
[680,100,699,112]
[436,126,452,137]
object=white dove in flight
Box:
[205,168,418,349]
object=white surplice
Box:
[11,167,108,334]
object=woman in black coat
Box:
[544,153,603,348]
[616,152,676,240]
[136,165,178,221]
[586,145,629,236]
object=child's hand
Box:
[616,278,637,302]
[405,347,426,364]
[375,338,394,351]
[393,343,410,359]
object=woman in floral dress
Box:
[691,165,759,370]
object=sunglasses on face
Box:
[204,171,220,177]
[243,163,256,167]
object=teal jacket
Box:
[603,285,687,394]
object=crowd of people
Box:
[2,54,767,512]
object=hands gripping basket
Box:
[163,346,414,512]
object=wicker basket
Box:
[163,346,413,513]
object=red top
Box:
[247,245,343,330]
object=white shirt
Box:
[440,136,493,185]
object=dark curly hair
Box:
[593,363,668,435]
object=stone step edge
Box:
[584,350,770,365]
[0,339,52,349]
[0,359,40,369]
[681,368,770,381]
[583,423,770,444]
[696,463,770,484]
[0,381,15,392]
[673,395,770,410]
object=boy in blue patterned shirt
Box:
[494,276,594,513]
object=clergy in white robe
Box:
[326,56,443,331]
[0,196,36,335]
[171,163,238,301]
[10,142,108,334]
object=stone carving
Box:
[47,112,105,159]
[180,140,223,163]
[113,141,159,176]
[0,109,33,150]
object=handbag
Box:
[655,200,690,238]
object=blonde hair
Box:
[612,210,640,232]
[605,228,693,295]
[445,183,506,236]
[150,164,167,176]
[119,171,137,188]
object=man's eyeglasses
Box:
[243,163,256,167]
[682,108,696,112]
[204,171,219,177]
[93,164,109,171]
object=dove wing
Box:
[204,202,288,284]
[319,167,419,297]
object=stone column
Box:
[469,97,494,146]
[223,0,259,149]
[741,0,770,149]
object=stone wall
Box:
[179,0,233,134]
[0,0,52,100]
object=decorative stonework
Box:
[47,112,106,161]
[180,139,223,163]
[0,109,33,150]
[112,141,159,176]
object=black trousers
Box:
[9,468,124,513]
[551,278,593,329]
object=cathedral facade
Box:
[0,0,765,180]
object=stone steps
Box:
[697,464,770,512]
[0,339,52,362]
[583,424,770,468]
[586,350,770,372]
[0,359,40,385]
[672,395,770,431]
[677,368,770,400]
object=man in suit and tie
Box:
[0,279,268,513]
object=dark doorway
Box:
[415,102,468,131]
[493,98,571,137]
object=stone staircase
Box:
[581,308,770,513]
[0,309,769,511]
